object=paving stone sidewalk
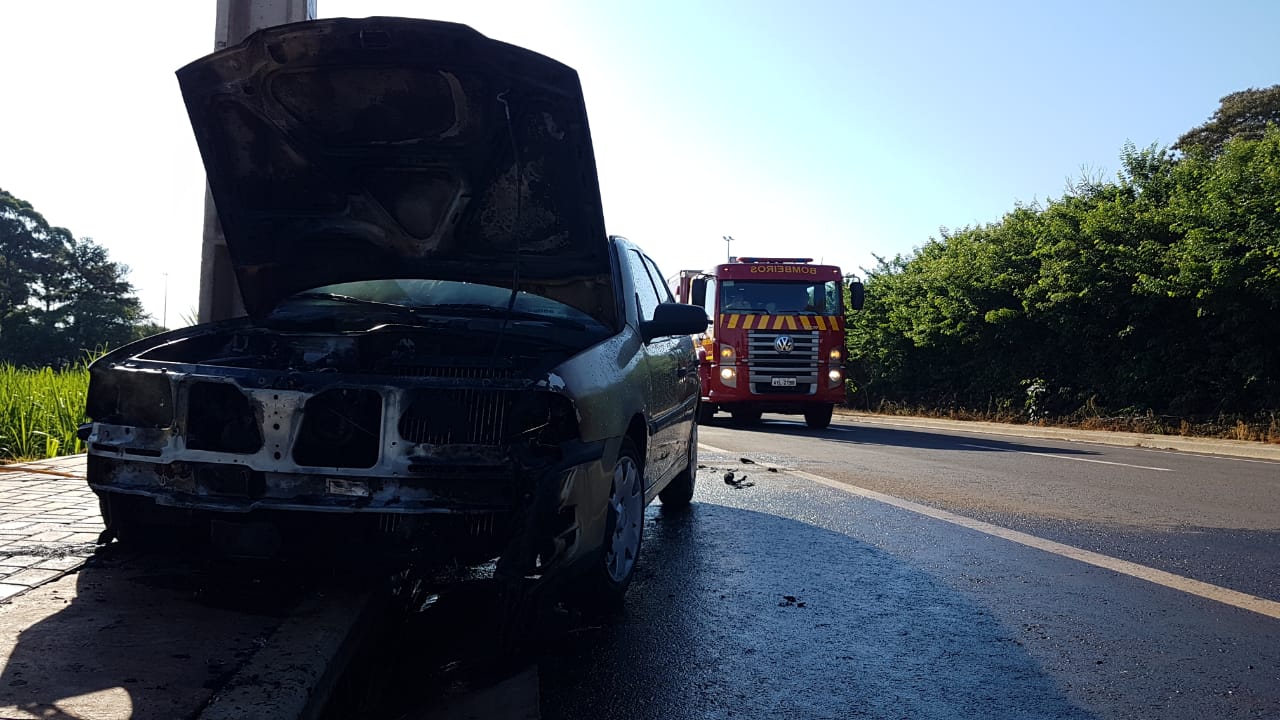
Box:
[0,454,99,603]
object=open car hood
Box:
[178,17,614,321]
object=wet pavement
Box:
[341,438,1277,719]
[539,449,1275,719]
[539,470,1091,719]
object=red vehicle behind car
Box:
[674,257,864,429]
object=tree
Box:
[1174,85,1280,157]
[0,189,69,328]
[0,188,150,367]
[846,111,1280,419]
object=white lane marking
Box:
[698,442,1280,621]
[958,443,1174,472]
[1105,445,1280,466]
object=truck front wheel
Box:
[698,403,716,425]
[804,405,834,429]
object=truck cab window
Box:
[719,279,842,316]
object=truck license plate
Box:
[771,377,797,387]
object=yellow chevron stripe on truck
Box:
[717,314,842,331]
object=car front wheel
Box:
[584,438,645,607]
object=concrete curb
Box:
[836,411,1280,462]
[197,590,376,720]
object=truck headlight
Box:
[720,344,736,363]
[829,348,842,362]
[828,369,842,386]
[720,367,737,387]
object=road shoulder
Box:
[837,411,1280,461]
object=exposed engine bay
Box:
[84,319,605,574]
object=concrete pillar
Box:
[198,0,317,322]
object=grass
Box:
[0,363,90,463]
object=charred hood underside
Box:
[178,17,614,322]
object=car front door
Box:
[623,248,681,488]
[637,251,698,488]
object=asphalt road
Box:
[378,416,1280,719]
[703,415,1280,602]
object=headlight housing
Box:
[720,367,737,388]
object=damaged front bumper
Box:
[84,355,613,578]
[89,441,607,575]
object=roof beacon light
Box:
[736,257,813,264]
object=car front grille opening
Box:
[398,389,515,446]
[292,389,383,468]
[186,381,264,454]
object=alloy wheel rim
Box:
[605,456,642,583]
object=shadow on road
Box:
[0,548,312,720]
[534,499,1096,719]
[343,498,1097,719]
[708,415,1102,457]
[3,498,1102,719]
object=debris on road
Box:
[740,457,755,464]
[778,595,807,608]
[722,471,754,489]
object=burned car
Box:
[82,17,708,601]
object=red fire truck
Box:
[674,257,864,429]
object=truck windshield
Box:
[719,280,842,316]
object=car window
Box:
[642,255,674,303]
[628,249,663,320]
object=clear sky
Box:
[2,1,1277,327]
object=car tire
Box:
[731,410,763,426]
[659,423,697,508]
[804,405,834,429]
[584,437,645,608]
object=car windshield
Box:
[280,279,604,328]
[719,280,842,316]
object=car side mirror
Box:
[848,280,865,311]
[641,302,709,342]
[691,278,707,307]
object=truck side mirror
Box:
[691,278,707,307]
[848,281,865,311]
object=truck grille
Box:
[746,328,818,394]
